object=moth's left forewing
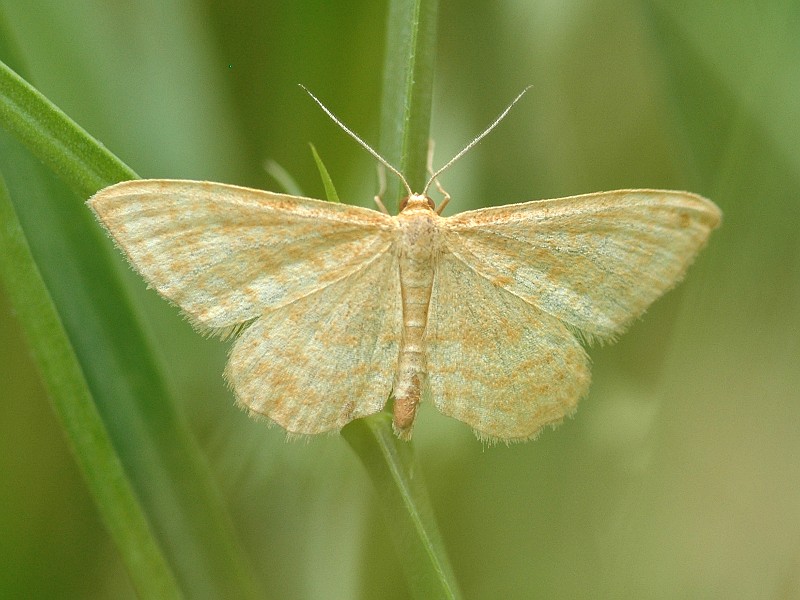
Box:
[226,245,402,434]
[90,179,403,434]
[440,190,721,341]
[88,179,397,334]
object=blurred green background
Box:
[1,1,798,598]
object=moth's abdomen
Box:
[393,205,439,437]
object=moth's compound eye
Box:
[426,196,436,210]
[399,196,409,211]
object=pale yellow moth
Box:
[88,89,721,442]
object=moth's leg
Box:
[427,139,451,215]
[432,178,450,215]
[373,164,390,215]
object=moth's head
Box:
[399,193,436,213]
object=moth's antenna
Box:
[299,85,413,197]
[423,86,532,196]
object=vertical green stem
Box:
[342,415,462,600]
[343,1,463,599]
[378,0,439,208]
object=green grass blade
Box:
[0,59,135,194]
[309,142,340,202]
[0,175,181,599]
[0,60,262,598]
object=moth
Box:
[88,89,721,442]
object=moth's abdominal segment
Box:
[393,374,421,439]
[393,194,439,435]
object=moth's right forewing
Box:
[441,190,721,340]
[89,179,397,332]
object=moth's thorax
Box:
[395,194,440,257]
